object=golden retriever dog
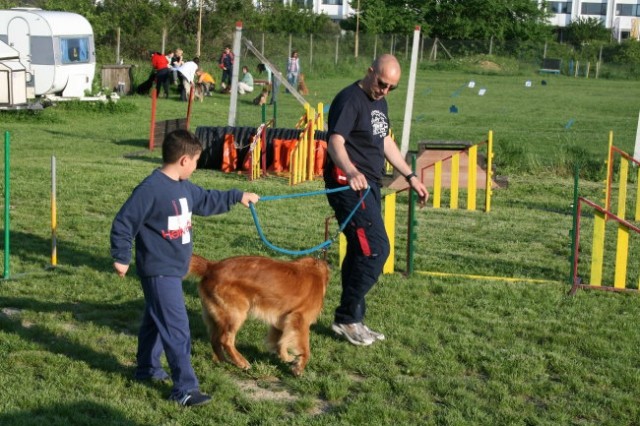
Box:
[189,254,330,376]
[297,73,309,95]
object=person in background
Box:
[196,68,216,98]
[151,51,171,98]
[237,65,254,95]
[177,57,199,102]
[286,50,300,93]
[170,48,185,85]
[323,54,429,346]
[110,129,260,407]
[218,46,234,93]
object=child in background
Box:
[110,129,260,407]
[196,68,216,99]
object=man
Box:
[323,54,429,346]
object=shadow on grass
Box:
[114,138,150,149]
[0,297,141,380]
[0,401,146,426]
[1,230,114,274]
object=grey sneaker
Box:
[363,325,386,341]
[171,390,212,407]
[332,322,375,346]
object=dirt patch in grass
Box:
[479,60,501,72]
[233,376,332,415]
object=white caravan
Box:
[0,8,96,98]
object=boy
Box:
[110,129,260,407]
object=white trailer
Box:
[0,8,96,98]
[0,39,29,106]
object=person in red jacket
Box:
[151,51,171,98]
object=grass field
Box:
[1,68,640,425]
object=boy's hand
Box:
[114,262,129,277]
[241,192,260,207]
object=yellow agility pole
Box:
[450,153,459,209]
[382,192,396,274]
[467,144,477,211]
[432,161,442,208]
[485,130,494,213]
[604,130,614,211]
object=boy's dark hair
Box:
[257,63,266,73]
[162,129,203,164]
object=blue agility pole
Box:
[249,186,371,256]
[3,131,9,279]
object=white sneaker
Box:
[332,322,375,346]
[363,324,386,341]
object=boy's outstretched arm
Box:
[241,192,260,207]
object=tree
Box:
[345,0,424,34]
[565,17,610,49]
[420,0,551,41]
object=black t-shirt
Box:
[324,82,390,186]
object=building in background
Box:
[541,0,640,40]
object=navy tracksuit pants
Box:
[136,276,199,399]
[327,184,390,324]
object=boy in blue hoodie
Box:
[110,129,259,407]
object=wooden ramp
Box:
[387,148,501,191]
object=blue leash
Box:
[249,186,371,256]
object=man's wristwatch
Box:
[404,172,417,182]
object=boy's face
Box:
[179,152,201,180]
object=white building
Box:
[256,0,354,21]
[543,1,640,40]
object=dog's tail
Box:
[189,254,210,278]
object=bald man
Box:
[324,54,429,346]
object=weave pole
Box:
[3,131,10,279]
[50,156,57,268]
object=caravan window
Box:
[60,37,90,64]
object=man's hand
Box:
[346,170,369,191]
[409,177,429,209]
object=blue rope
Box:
[249,186,371,256]
[258,186,352,202]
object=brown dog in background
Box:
[252,87,269,106]
[189,254,330,376]
[297,73,309,95]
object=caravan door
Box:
[6,17,29,61]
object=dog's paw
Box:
[291,363,304,377]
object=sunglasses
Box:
[376,77,398,91]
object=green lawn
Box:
[1,69,640,425]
